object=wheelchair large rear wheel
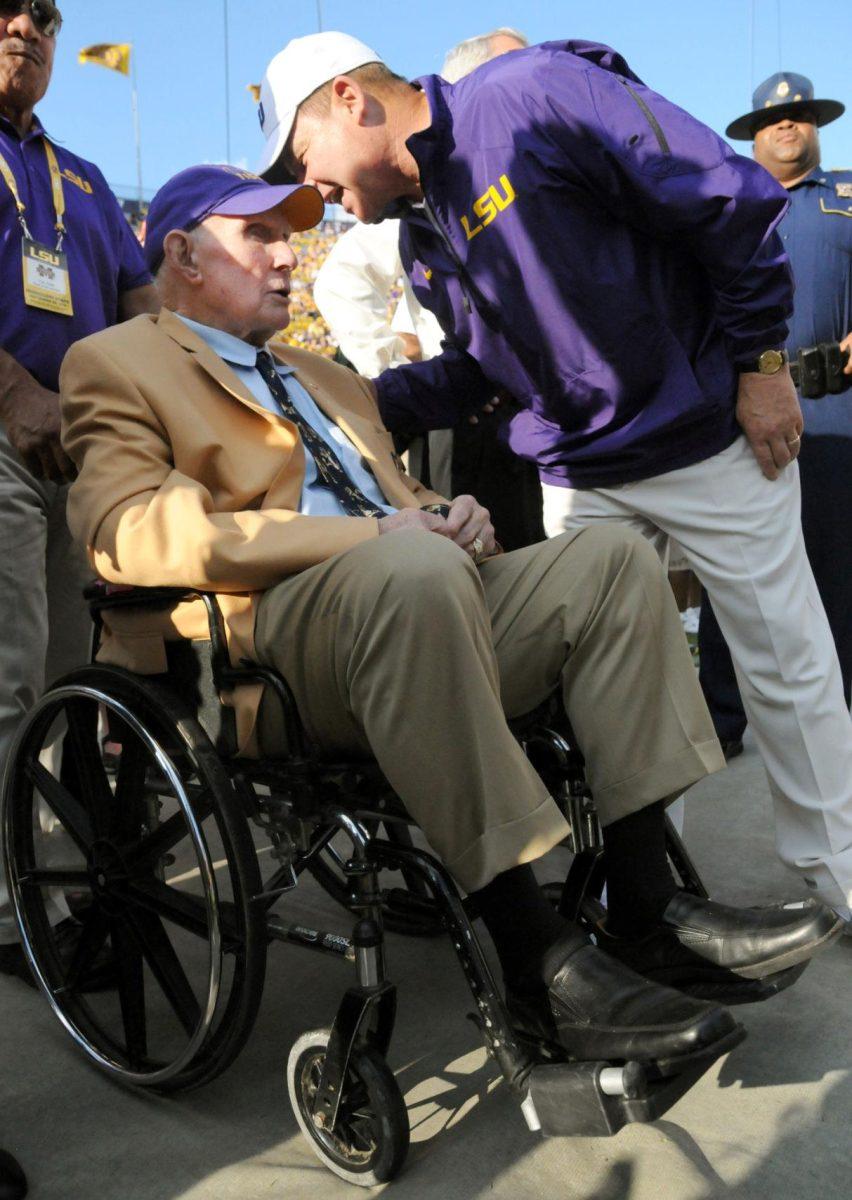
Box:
[2,665,267,1092]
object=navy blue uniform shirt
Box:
[781,167,852,436]
[0,114,151,392]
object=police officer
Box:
[0,0,158,1031]
[699,74,852,755]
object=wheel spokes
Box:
[62,700,115,839]
[344,1116,377,1154]
[110,914,148,1065]
[119,876,212,941]
[64,906,111,990]
[20,867,90,889]
[7,678,266,1089]
[25,760,93,854]
[123,908,202,1037]
[112,727,150,844]
[125,786,213,873]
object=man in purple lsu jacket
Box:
[257,34,852,927]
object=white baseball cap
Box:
[257,32,385,182]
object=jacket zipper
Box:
[618,79,671,154]
[421,195,478,314]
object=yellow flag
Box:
[247,83,261,103]
[78,43,132,76]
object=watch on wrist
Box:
[737,349,788,375]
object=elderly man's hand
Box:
[377,509,448,536]
[840,331,852,375]
[441,494,497,560]
[377,498,496,561]
[735,367,803,481]
[0,381,75,483]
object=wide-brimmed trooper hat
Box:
[257,32,385,182]
[726,72,845,140]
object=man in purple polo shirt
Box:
[0,0,157,1015]
[256,33,852,927]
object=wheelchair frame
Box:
[2,584,729,1186]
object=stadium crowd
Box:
[274,226,362,356]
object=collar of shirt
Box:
[788,166,832,193]
[174,313,296,378]
[0,111,50,146]
[173,313,397,518]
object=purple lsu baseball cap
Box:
[143,163,324,273]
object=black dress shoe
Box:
[720,738,744,761]
[600,892,844,986]
[0,1149,27,1200]
[507,935,740,1072]
[0,917,116,992]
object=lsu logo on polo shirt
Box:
[61,168,93,194]
[460,174,516,241]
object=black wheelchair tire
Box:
[2,664,267,1093]
[287,1029,409,1186]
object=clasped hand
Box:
[378,494,497,560]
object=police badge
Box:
[835,182,852,199]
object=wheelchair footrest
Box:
[523,1060,644,1137]
[522,1025,746,1138]
[678,961,807,1007]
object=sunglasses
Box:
[0,1,62,38]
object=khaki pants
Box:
[543,434,852,918]
[255,526,723,893]
[0,425,93,942]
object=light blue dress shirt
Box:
[177,314,396,517]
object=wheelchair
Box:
[0,583,773,1186]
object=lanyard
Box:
[0,136,67,250]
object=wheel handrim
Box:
[3,685,223,1086]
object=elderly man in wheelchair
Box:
[2,165,841,1186]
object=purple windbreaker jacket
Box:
[375,41,794,488]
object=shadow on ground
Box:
[1,738,849,1199]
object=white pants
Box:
[0,425,93,942]
[543,435,852,919]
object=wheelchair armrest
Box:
[83,582,309,758]
[83,581,203,614]
[84,582,232,688]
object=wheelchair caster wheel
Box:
[287,1029,409,1186]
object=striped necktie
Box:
[255,350,386,519]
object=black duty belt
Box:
[789,342,851,398]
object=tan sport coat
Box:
[60,307,445,752]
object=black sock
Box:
[469,863,581,991]
[603,800,679,937]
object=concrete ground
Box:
[1,731,849,1200]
